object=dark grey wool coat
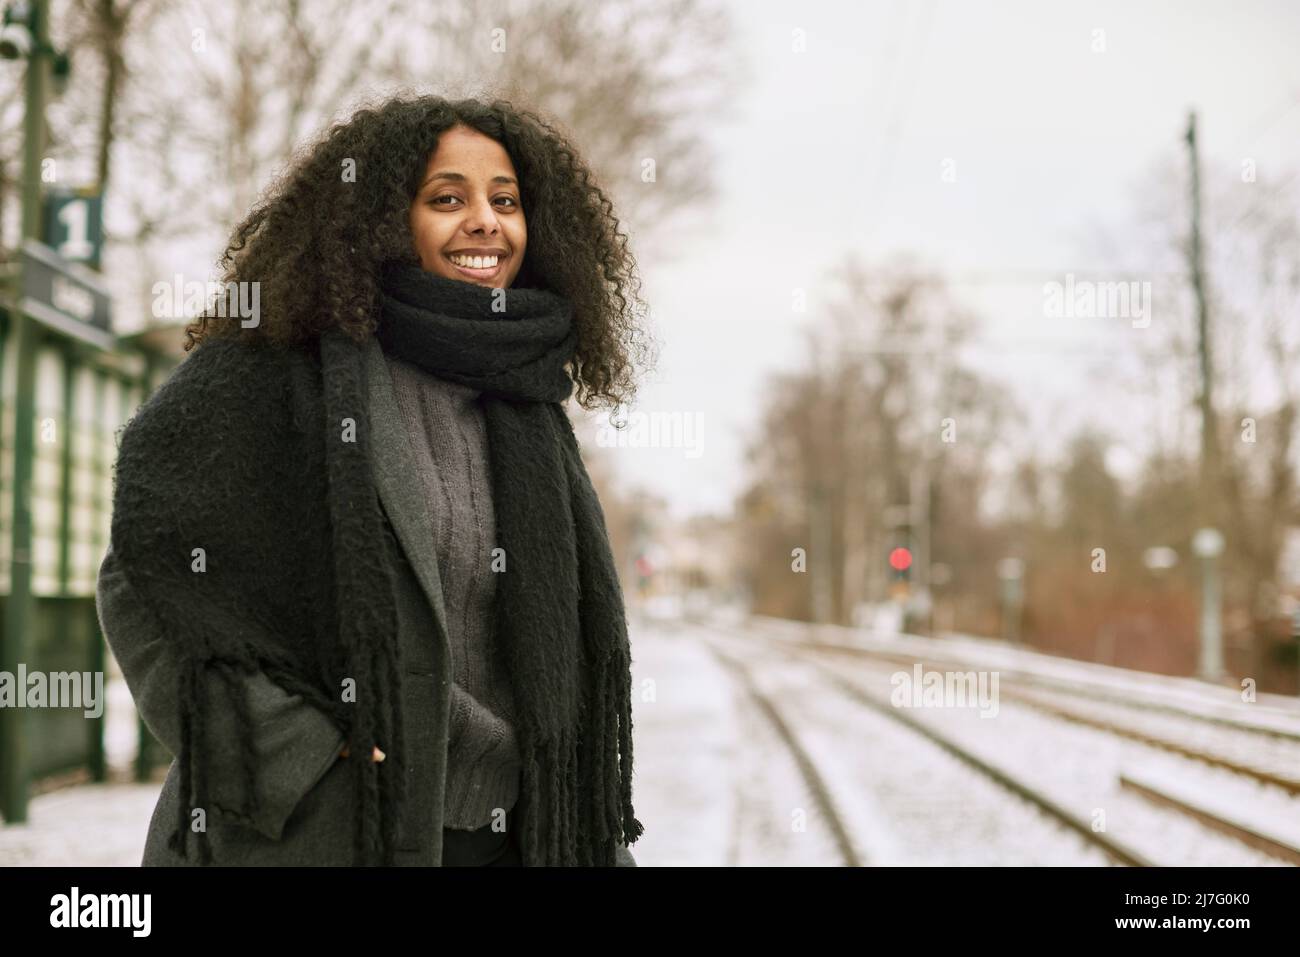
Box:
[96,334,636,867]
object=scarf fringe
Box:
[503,402,645,866]
[512,643,642,866]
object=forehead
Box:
[426,126,516,175]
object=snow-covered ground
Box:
[0,781,161,866]
[0,651,161,866]
[0,615,740,866]
[621,614,737,865]
[3,613,1295,866]
[708,616,1300,866]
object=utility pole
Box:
[997,557,1025,645]
[1186,112,1229,683]
[809,481,833,626]
[1,0,50,824]
[909,465,932,634]
[1185,112,1221,530]
[1193,528,1227,682]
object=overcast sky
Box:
[613,0,1300,521]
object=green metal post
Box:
[1,0,51,824]
[58,347,73,594]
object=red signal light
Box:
[889,547,913,572]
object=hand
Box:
[339,743,386,762]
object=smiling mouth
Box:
[444,252,508,281]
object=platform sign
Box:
[43,187,104,269]
[17,238,115,350]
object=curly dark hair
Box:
[184,93,653,411]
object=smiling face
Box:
[408,124,527,289]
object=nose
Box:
[462,195,501,237]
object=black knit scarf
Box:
[108,260,642,866]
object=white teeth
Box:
[449,254,499,269]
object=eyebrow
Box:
[422,171,518,188]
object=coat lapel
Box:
[363,334,451,651]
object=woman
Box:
[96,93,653,867]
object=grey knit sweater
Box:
[383,353,521,831]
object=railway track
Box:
[748,613,1300,741]
[734,616,1300,795]
[700,625,1150,866]
[698,616,1300,866]
[706,642,863,866]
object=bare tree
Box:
[1070,146,1300,682]
[34,0,732,323]
[406,0,738,244]
[738,256,1017,628]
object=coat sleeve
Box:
[95,544,347,842]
